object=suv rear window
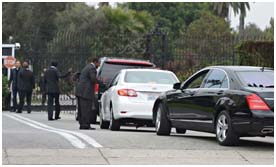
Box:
[99,62,153,84]
[236,71,274,88]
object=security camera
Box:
[15,43,21,50]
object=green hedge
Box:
[236,41,274,68]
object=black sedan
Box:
[152,66,274,146]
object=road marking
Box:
[11,113,103,148]
[4,114,86,149]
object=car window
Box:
[203,69,229,88]
[124,71,178,84]
[184,70,209,89]
[236,70,274,88]
[99,62,153,84]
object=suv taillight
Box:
[246,94,270,111]
[94,83,99,94]
[117,89,137,97]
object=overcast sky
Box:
[87,2,274,31]
[230,2,274,30]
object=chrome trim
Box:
[264,98,274,100]
[171,119,212,124]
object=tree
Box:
[213,2,250,32]
[122,2,212,36]
[264,18,274,40]
[242,23,264,38]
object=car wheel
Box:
[99,104,109,129]
[109,106,120,131]
[216,110,239,146]
[176,128,186,134]
[156,103,171,136]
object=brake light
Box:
[117,89,137,97]
[246,94,270,111]
[94,83,99,94]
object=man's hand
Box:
[68,68,73,73]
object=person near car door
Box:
[44,61,71,121]
[8,60,21,112]
[76,57,99,130]
[17,61,35,113]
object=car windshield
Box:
[99,62,153,84]
[236,70,274,88]
[124,71,178,85]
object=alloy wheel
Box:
[216,114,229,142]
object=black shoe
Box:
[55,117,61,120]
[27,111,31,114]
[16,111,22,113]
[79,126,95,130]
[48,118,55,121]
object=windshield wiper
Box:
[265,85,274,88]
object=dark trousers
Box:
[47,93,60,119]
[41,92,47,105]
[78,97,93,128]
[12,88,19,111]
[18,90,32,112]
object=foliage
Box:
[2,76,9,104]
[264,18,274,40]
[236,41,274,68]
[122,2,212,36]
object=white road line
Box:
[4,114,86,149]
[11,113,103,148]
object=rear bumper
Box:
[232,110,274,136]
[113,98,154,120]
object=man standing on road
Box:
[44,61,71,121]
[76,57,99,130]
[8,60,21,112]
[17,61,35,113]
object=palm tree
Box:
[213,2,250,32]
[238,3,250,33]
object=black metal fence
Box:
[12,30,273,111]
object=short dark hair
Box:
[87,57,99,64]
[51,61,58,67]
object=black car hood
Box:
[242,87,274,111]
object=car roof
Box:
[205,66,273,72]
[101,57,154,66]
[121,69,174,73]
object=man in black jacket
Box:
[8,60,21,112]
[76,58,99,130]
[17,61,35,113]
[44,61,71,121]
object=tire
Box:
[109,106,120,131]
[176,128,186,134]
[99,104,109,129]
[216,110,239,146]
[155,103,171,135]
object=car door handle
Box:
[216,90,224,95]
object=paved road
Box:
[2,111,274,165]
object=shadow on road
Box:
[171,134,274,149]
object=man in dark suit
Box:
[17,61,35,113]
[76,57,99,130]
[8,60,21,112]
[44,61,71,121]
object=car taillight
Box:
[94,83,99,94]
[246,94,270,111]
[117,89,137,97]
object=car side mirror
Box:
[173,82,181,90]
